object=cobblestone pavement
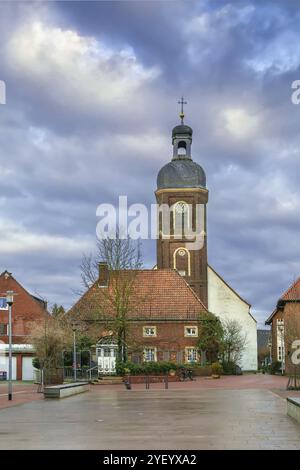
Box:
[0,386,300,449]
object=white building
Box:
[208,265,257,371]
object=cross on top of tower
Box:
[178,96,187,124]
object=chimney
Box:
[99,262,109,287]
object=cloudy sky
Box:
[1,0,300,327]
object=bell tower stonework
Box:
[155,117,209,307]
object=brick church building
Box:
[0,270,48,380]
[71,111,257,373]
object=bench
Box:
[44,382,89,399]
[287,397,300,424]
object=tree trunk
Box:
[123,330,127,362]
[117,332,123,363]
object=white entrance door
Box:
[22,357,36,381]
[0,356,17,380]
[97,345,117,374]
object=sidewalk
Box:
[0,382,43,409]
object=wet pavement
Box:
[0,386,300,449]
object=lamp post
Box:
[279,326,285,375]
[72,322,78,382]
[6,291,14,401]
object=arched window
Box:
[173,201,190,237]
[173,247,191,276]
[177,140,187,155]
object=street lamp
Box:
[6,291,14,401]
[71,322,78,382]
[279,326,285,375]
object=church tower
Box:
[155,100,209,306]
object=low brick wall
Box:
[192,366,212,377]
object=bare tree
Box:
[80,229,142,290]
[51,303,65,317]
[30,313,73,384]
[258,344,270,368]
[220,318,247,365]
[73,229,144,363]
[101,270,144,363]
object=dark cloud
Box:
[54,0,187,76]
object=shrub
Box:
[117,361,227,376]
[211,362,223,375]
[116,361,180,376]
[269,360,282,375]
[32,357,40,369]
[222,361,242,375]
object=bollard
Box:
[123,376,132,390]
[145,375,150,390]
[165,374,168,389]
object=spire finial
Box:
[178,96,187,124]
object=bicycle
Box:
[178,368,194,381]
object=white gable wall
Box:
[207,266,258,371]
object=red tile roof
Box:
[280,277,300,301]
[69,269,207,321]
[0,271,48,314]
[0,270,48,341]
[265,277,300,324]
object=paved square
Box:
[0,386,300,449]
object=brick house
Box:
[265,278,300,374]
[0,270,48,380]
[69,267,207,373]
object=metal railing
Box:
[63,366,98,382]
[123,374,169,390]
